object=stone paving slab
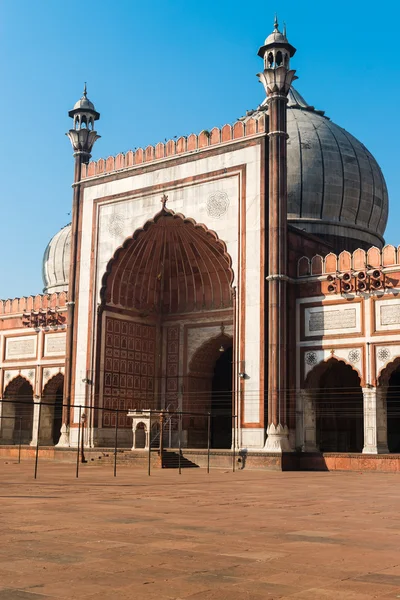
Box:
[0,460,400,598]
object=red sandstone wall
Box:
[0,293,67,331]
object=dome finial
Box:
[274,14,279,31]
[83,82,87,98]
[283,22,287,37]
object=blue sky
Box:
[0,0,399,299]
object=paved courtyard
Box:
[0,460,400,599]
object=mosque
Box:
[1,20,399,469]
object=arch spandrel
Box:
[100,209,234,315]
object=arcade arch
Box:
[1,376,34,444]
[304,358,364,452]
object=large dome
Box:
[42,224,71,293]
[245,87,388,251]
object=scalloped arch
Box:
[43,372,64,398]
[3,374,33,396]
[378,356,400,386]
[101,209,234,315]
[305,356,362,388]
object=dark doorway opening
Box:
[53,385,63,445]
[14,381,34,445]
[387,368,400,452]
[211,345,233,449]
[316,360,363,452]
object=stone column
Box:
[30,400,41,446]
[299,389,319,452]
[362,387,389,454]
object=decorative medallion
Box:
[206,191,229,219]
[5,372,11,381]
[377,347,391,362]
[28,370,35,379]
[305,351,318,367]
[107,213,125,238]
[348,349,361,364]
[44,369,51,379]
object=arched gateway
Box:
[95,208,235,447]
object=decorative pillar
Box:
[299,389,319,452]
[362,387,389,454]
[258,19,297,452]
[30,399,41,447]
[59,85,100,447]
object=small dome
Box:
[42,224,71,294]
[73,96,95,111]
[70,84,98,115]
[264,30,287,45]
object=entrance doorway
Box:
[211,346,233,448]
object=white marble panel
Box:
[304,303,361,337]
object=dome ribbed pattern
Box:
[102,212,233,314]
[42,224,71,293]
[244,86,389,251]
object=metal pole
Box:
[113,410,118,477]
[76,405,81,478]
[34,402,42,480]
[147,411,152,476]
[18,417,22,464]
[207,412,211,474]
[159,410,164,469]
[232,414,236,472]
[178,411,182,475]
[80,413,86,464]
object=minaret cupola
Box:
[66,84,100,164]
[257,17,297,94]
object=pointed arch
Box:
[2,376,34,445]
[187,333,233,449]
[378,356,400,387]
[4,375,33,398]
[305,356,362,389]
[304,358,363,452]
[100,209,234,314]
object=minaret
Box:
[58,85,100,446]
[258,18,297,452]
